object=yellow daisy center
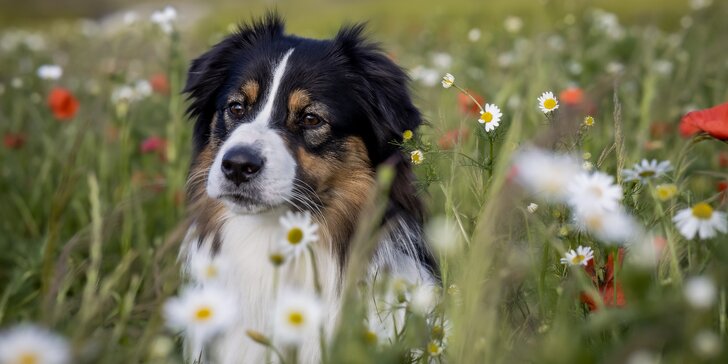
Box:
[589,186,603,198]
[586,215,603,230]
[403,130,413,140]
[638,170,656,177]
[18,353,39,364]
[431,325,444,340]
[288,311,305,327]
[692,203,714,220]
[544,98,557,109]
[194,306,213,321]
[655,184,677,200]
[205,265,217,278]
[269,253,285,266]
[412,153,422,164]
[287,227,304,245]
[480,112,493,123]
[363,330,378,344]
[427,342,442,356]
[571,254,586,265]
[584,116,595,126]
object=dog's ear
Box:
[333,24,423,164]
[184,13,285,156]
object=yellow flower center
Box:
[590,186,603,198]
[287,227,304,245]
[288,311,305,326]
[205,265,217,278]
[480,112,493,123]
[194,306,213,321]
[269,253,285,266]
[586,215,603,230]
[411,152,423,164]
[427,341,442,356]
[403,130,413,140]
[431,325,444,340]
[571,254,586,265]
[363,330,378,344]
[638,170,656,177]
[655,184,677,201]
[584,116,594,126]
[18,353,38,364]
[692,203,714,220]
[544,98,557,110]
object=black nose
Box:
[221,146,265,185]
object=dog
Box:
[180,13,438,363]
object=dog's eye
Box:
[300,113,322,128]
[228,102,245,118]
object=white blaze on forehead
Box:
[252,48,295,127]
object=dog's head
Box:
[184,14,422,227]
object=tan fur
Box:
[241,80,260,105]
[288,89,310,116]
[186,143,227,251]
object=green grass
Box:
[2,0,728,363]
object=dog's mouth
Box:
[217,190,282,214]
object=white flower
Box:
[411,150,425,165]
[527,203,539,213]
[122,11,139,25]
[426,341,444,357]
[684,276,717,309]
[673,203,727,240]
[410,285,437,315]
[189,249,230,284]
[503,16,523,34]
[150,6,177,34]
[134,80,152,98]
[693,330,722,358]
[560,246,594,266]
[567,171,623,213]
[622,159,672,184]
[478,103,503,132]
[653,59,674,76]
[273,289,323,346]
[279,210,319,258]
[572,208,641,244]
[627,350,659,364]
[537,91,559,114]
[36,65,63,80]
[364,314,393,346]
[11,77,23,89]
[431,52,453,70]
[111,85,136,104]
[441,73,455,88]
[411,66,440,87]
[426,216,461,256]
[467,28,481,42]
[690,0,713,10]
[606,62,624,74]
[0,324,70,364]
[512,148,582,203]
[163,285,238,356]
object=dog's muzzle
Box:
[221,146,265,185]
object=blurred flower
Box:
[679,101,728,140]
[537,91,559,114]
[279,210,319,259]
[649,121,672,139]
[441,73,455,88]
[0,324,70,364]
[410,285,437,315]
[122,11,139,26]
[582,161,594,171]
[568,61,583,75]
[150,6,177,34]
[134,80,152,98]
[426,216,461,256]
[606,62,624,74]
[273,289,322,346]
[437,127,469,150]
[580,248,626,311]
[47,87,79,120]
[467,28,481,42]
[479,103,503,132]
[268,240,289,267]
[3,133,26,150]
[654,183,678,201]
[411,150,424,165]
[188,247,229,284]
[363,314,392,346]
[527,203,538,213]
[431,52,453,70]
[140,135,167,154]
[718,151,728,168]
[559,87,583,106]
[567,171,623,213]
[673,202,727,240]
[150,73,170,95]
[457,91,484,116]
[627,234,666,269]
[560,246,594,266]
[572,208,640,244]
[592,9,624,40]
[163,285,237,357]
[503,16,523,34]
[627,350,659,364]
[653,59,674,76]
[36,65,63,80]
[402,130,413,141]
[683,276,717,309]
[622,159,672,184]
[693,330,721,359]
[410,66,439,87]
[11,77,23,89]
[512,148,581,202]
[690,0,713,10]
[426,341,444,357]
[148,335,174,359]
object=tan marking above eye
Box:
[288,89,311,114]
[240,80,259,104]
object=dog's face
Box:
[185,15,422,219]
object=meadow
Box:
[1,0,728,363]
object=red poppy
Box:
[437,127,470,150]
[718,151,728,168]
[457,91,485,116]
[47,87,79,120]
[149,73,170,95]
[580,248,626,311]
[140,135,168,161]
[679,101,728,139]
[3,133,26,149]
[559,87,584,106]
[718,181,728,193]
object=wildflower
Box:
[560,246,594,266]
[512,148,582,202]
[649,121,672,139]
[411,150,424,165]
[580,248,626,311]
[149,73,170,95]
[410,285,437,315]
[673,203,727,240]
[572,208,639,244]
[684,276,717,309]
[402,130,413,141]
[479,103,503,132]
[429,317,453,345]
[457,90,484,116]
[654,183,678,201]
[3,133,26,150]
[606,62,624,74]
[273,289,322,346]
[584,116,595,126]
[268,243,288,267]
[426,216,461,256]
[690,0,713,10]
[163,285,237,356]
[622,159,673,184]
[150,6,177,34]
[427,341,444,356]
[441,73,455,88]
[653,59,674,76]
[567,171,623,213]
[410,66,440,87]
[140,136,167,154]
[36,64,63,80]
[363,315,391,346]
[467,28,481,42]
[279,210,319,258]
[503,16,523,33]
[189,249,229,284]
[11,77,23,89]
[527,203,538,213]
[559,87,584,106]
[582,161,594,171]
[679,101,728,140]
[0,324,70,364]
[431,53,453,70]
[693,330,722,359]
[537,91,559,114]
[122,11,139,26]
[47,87,79,120]
[437,127,469,150]
[134,80,152,98]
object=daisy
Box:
[428,317,453,345]
[527,203,539,213]
[566,171,623,213]
[655,183,678,201]
[188,248,229,284]
[150,6,177,34]
[584,116,595,126]
[279,210,319,258]
[622,159,672,184]
[163,285,238,356]
[273,289,323,346]
[478,103,503,132]
[363,314,393,346]
[560,246,594,266]
[512,148,582,203]
[673,203,727,240]
[537,91,559,114]
[409,284,437,315]
[427,341,444,357]
[572,208,640,244]
[402,129,413,141]
[441,73,455,88]
[36,65,62,80]
[684,276,717,309]
[0,324,70,364]
[411,150,424,165]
